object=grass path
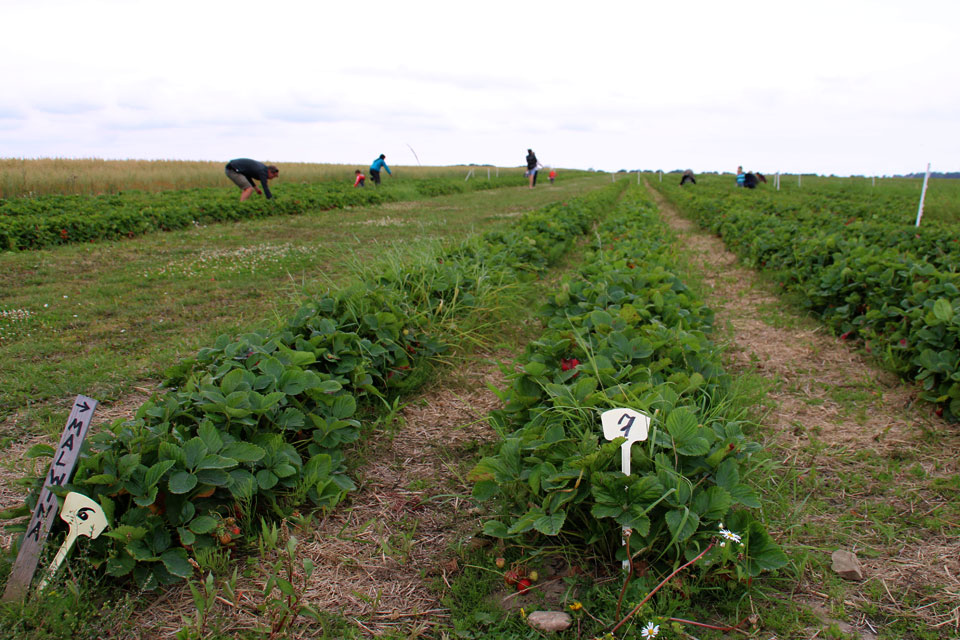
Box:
[648,184,960,638]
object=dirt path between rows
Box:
[647,184,960,636]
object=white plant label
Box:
[37,492,109,593]
[601,408,650,447]
[600,408,651,570]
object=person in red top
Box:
[548,169,557,184]
[354,170,366,187]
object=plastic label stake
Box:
[37,492,108,593]
[600,408,651,570]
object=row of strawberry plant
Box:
[665,174,960,270]
[470,186,787,580]
[655,178,960,419]
[0,174,529,251]
[10,183,627,590]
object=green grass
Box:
[0,175,609,435]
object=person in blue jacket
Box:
[736,165,746,188]
[369,154,392,186]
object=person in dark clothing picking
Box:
[225,158,278,201]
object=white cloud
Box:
[1,0,957,174]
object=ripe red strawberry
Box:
[516,578,532,593]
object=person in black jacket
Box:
[525,149,542,188]
[680,169,696,186]
[225,158,278,201]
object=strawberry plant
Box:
[656,175,960,420]
[472,188,786,578]
[7,183,628,589]
[0,174,532,251]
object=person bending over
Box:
[225,158,278,201]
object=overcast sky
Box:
[2,0,956,176]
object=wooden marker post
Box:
[600,408,651,570]
[2,395,98,601]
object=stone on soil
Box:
[526,610,572,632]
[831,549,865,581]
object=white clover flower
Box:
[640,621,660,638]
[719,528,742,544]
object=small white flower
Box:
[719,528,742,544]
[720,541,726,547]
[640,622,660,638]
[44,304,49,308]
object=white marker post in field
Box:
[915,163,932,227]
[600,408,651,570]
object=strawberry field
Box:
[652,174,960,420]
[0,174,533,251]
[0,171,958,639]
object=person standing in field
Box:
[225,158,278,201]
[369,154,391,186]
[736,165,745,188]
[525,149,542,188]
[548,169,557,184]
[354,169,366,187]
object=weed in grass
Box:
[193,546,233,576]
